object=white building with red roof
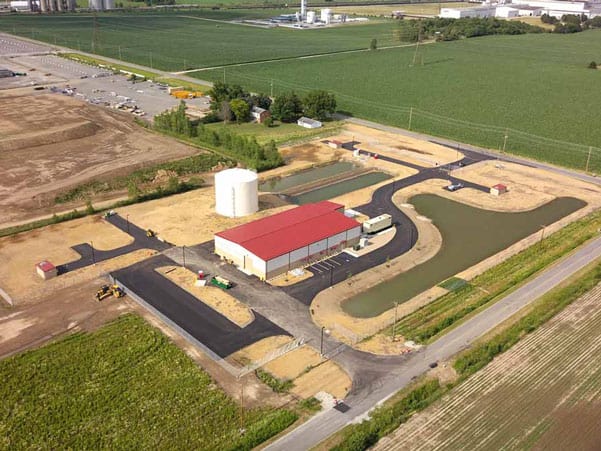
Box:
[214,201,361,280]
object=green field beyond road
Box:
[201,30,601,171]
[3,12,600,170]
[0,315,296,449]
[0,12,396,70]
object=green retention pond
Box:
[259,162,356,192]
[343,194,586,318]
[291,172,390,205]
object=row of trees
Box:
[206,81,337,124]
[154,101,283,171]
[396,17,543,42]
[542,14,601,34]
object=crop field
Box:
[0,315,296,449]
[376,282,601,450]
[199,31,601,171]
[0,12,396,70]
[3,13,601,171]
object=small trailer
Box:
[362,214,392,234]
[211,276,232,289]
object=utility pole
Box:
[118,45,122,60]
[502,128,508,153]
[408,107,413,130]
[90,241,96,265]
[270,79,274,97]
[149,51,153,69]
[223,67,226,83]
[410,21,423,67]
[391,301,399,342]
[92,12,98,53]
[182,245,186,269]
[320,326,325,357]
[586,146,593,173]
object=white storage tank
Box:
[306,11,316,23]
[215,168,259,218]
[104,0,115,9]
[321,8,331,23]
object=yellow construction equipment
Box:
[146,229,156,238]
[95,284,125,302]
[171,90,203,99]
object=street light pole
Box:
[126,214,130,234]
[182,245,186,269]
[90,241,96,265]
[329,266,333,287]
[320,326,325,357]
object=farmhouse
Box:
[251,106,271,124]
[214,201,361,280]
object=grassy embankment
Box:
[391,209,601,343]
[327,260,601,450]
[0,314,297,450]
[58,52,212,91]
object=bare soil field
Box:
[119,187,294,246]
[329,124,461,168]
[0,213,156,305]
[375,282,601,451]
[0,93,198,226]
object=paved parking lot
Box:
[1,32,211,119]
[306,252,356,275]
[0,33,53,56]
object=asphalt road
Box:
[111,254,290,358]
[267,235,601,451]
[59,214,170,273]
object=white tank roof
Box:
[215,168,259,218]
[215,168,258,183]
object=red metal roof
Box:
[36,261,56,272]
[216,201,360,261]
[493,183,507,190]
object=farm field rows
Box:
[0,12,396,70]
[198,30,601,171]
[3,13,601,170]
[0,314,296,449]
[375,282,601,450]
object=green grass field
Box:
[199,31,601,171]
[0,12,396,70]
[2,11,600,170]
[0,315,296,449]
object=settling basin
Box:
[290,171,390,205]
[259,161,355,192]
[343,194,586,318]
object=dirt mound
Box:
[0,121,100,152]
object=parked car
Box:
[446,182,464,192]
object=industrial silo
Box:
[89,0,103,10]
[321,8,331,24]
[306,11,315,23]
[104,0,114,9]
[214,168,259,218]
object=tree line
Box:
[396,17,543,42]
[206,81,336,124]
[542,13,601,33]
[154,101,283,171]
